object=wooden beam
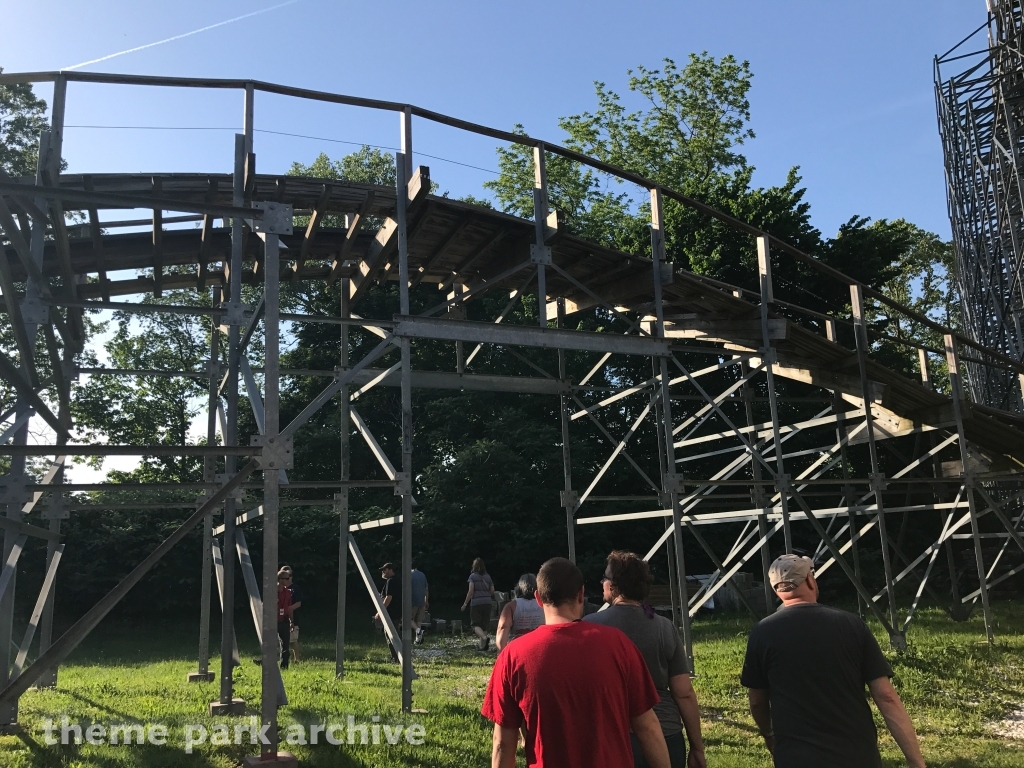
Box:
[348,167,431,304]
[152,177,163,297]
[349,217,398,304]
[293,184,331,276]
[83,176,109,301]
[0,212,36,386]
[42,323,70,429]
[328,191,375,285]
[662,317,788,343]
[438,227,510,292]
[377,203,432,286]
[46,202,85,348]
[197,178,217,290]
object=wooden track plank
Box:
[410,214,471,288]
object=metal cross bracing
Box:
[936,0,1024,413]
[0,71,1023,759]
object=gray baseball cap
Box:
[768,554,814,592]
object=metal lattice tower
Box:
[936,0,1024,412]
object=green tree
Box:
[0,66,49,177]
[72,291,211,483]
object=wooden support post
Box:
[827,317,862,617]
[557,298,577,562]
[335,277,351,679]
[740,357,774,616]
[198,178,218,289]
[83,175,110,301]
[757,236,794,553]
[851,284,903,647]
[396,152,415,712]
[0,132,55,727]
[212,135,247,717]
[259,230,282,760]
[152,177,164,297]
[534,144,549,328]
[400,107,413,183]
[650,186,692,666]
[918,348,932,390]
[243,83,254,155]
[944,334,995,643]
[190,293,220,683]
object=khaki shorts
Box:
[411,605,427,625]
[289,626,299,644]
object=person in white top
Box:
[495,573,545,650]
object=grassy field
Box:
[0,602,1022,767]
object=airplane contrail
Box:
[62,1,299,71]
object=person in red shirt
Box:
[482,557,670,768]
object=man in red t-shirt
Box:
[482,557,670,768]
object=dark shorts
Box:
[632,730,686,768]
[470,603,491,630]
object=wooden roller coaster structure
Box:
[0,69,1022,762]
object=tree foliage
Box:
[0,66,49,178]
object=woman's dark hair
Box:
[514,573,537,599]
[472,557,487,575]
[606,550,653,602]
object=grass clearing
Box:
[0,602,1022,766]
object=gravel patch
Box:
[994,706,1024,739]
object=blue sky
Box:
[3,0,981,239]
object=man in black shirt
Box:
[373,562,402,662]
[741,554,925,768]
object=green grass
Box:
[1,602,1023,766]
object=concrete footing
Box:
[243,751,298,767]
[188,671,216,683]
[209,698,246,716]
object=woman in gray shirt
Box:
[495,573,545,650]
[585,550,706,768]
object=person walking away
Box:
[483,557,670,768]
[462,557,494,650]
[585,551,706,768]
[280,566,303,663]
[276,569,293,669]
[372,562,402,663]
[495,573,544,650]
[411,565,429,644]
[741,554,926,768]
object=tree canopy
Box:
[0,66,50,178]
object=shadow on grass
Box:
[63,690,143,723]
[12,730,224,768]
